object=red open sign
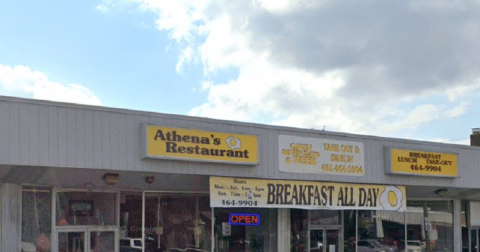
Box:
[228,213,260,226]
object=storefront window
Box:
[309,210,341,252]
[291,210,344,252]
[90,231,115,252]
[22,186,52,252]
[214,208,277,252]
[407,200,453,252]
[291,209,308,252]
[58,232,84,252]
[343,210,356,252]
[145,193,212,252]
[468,201,480,252]
[120,192,142,239]
[358,210,406,252]
[56,191,116,226]
[461,201,468,252]
[311,210,341,226]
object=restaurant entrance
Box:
[56,227,115,252]
[54,190,118,252]
[309,228,340,252]
[213,208,277,252]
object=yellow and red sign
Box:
[210,176,406,211]
[390,148,457,177]
[144,125,258,165]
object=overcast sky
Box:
[1,0,479,144]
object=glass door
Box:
[325,229,339,252]
[57,228,116,252]
[472,228,479,252]
[213,208,278,252]
[310,229,324,252]
[309,228,339,252]
[89,229,116,252]
[58,230,87,252]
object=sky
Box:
[1,0,480,145]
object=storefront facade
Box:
[1,96,480,252]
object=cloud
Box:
[0,64,102,106]
[95,0,115,12]
[131,0,480,140]
[95,4,109,12]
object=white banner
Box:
[210,176,406,211]
[279,135,365,176]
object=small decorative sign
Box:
[222,222,231,236]
[228,213,261,226]
[69,200,94,217]
[425,222,431,232]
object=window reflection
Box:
[291,209,308,252]
[22,186,52,252]
[120,192,142,239]
[215,208,277,252]
[407,201,453,252]
[90,231,115,252]
[358,210,404,252]
[144,194,212,252]
[344,210,356,252]
[56,192,116,226]
[310,210,340,226]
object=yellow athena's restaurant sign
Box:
[279,135,365,176]
[388,148,458,177]
[210,176,406,211]
[144,125,258,164]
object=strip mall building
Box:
[1,95,480,252]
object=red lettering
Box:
[229,214,260,225]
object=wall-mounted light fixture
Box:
[103,173,119,186]
[435,188,448,197]
[145,176,155,185]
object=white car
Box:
[120,235,156,252]
[358,240,387,252]
[120,238,142,252]
[405,240,422,252]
